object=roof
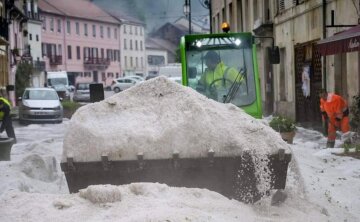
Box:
[145,37,177,55]
[106,10,145,26]
[317,25,360,56]
[39,0,118,24]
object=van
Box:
[46,71,70,99]
[158,63,182,78]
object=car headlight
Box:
[21,105,31,110]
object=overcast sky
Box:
[92,0,209,33]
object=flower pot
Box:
[280,131,296,144]
[0,137,15,161]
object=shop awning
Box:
[317,25,360,56]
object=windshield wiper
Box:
[223,68,246,103]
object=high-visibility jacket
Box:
[320,93,348,119]
[0,97,11,120]
[199,62,243,89]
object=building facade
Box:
[108,12,146,77]
[145,37,168,76]
[39,0,121,87]
[23,0,45,87]
[211,0,360,126]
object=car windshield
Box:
[77,83,90,90]
[23,90,59,100]
[48,78,67,86]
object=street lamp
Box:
[183,0,191,34]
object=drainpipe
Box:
[322,0,327,90]
[63,16,67,72]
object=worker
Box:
[198,51,244,100]
[319,89,350,148]
[0,97,16,144]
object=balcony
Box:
[84,57,111,66]
[84,57,110,66]
[253,19,274,36]
[49,55,62,65]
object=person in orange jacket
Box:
[319,89,350,148]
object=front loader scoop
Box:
[61,149,291,203]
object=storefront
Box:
[317,25,360,101]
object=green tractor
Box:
[179,26,279,119]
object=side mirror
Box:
[188,67,197,79]
[268,46,280,64]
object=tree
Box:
[15,62,33,98]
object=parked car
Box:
[111,77,139,93]
[18,88,63,124]
[73,82,94,102]
[127,75,145,82]
[145,73,159,80]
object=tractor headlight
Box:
[234,39,242,46]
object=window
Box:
[135,27,138,35]
[42,43,47,56]
[140,41,143,50]
[141,57,143,67]
[147,55,165,65]
[135,40,138,50]
[114,28,117,39]
[106,49,113,60]
[36,35,39,41]
[29,34,32,41]
[140,27,143,35]
[67,20,71,34]
[278,0,285,12]
[67,45,72,59]
[58,44,62,56]
[92,24,96,37]
[41,16,46,30]
[100,26,104,38]
[84,23,88,36]
[57,19,61,33]
[107,27,111,38]
[125,56,127,67]
[130,40,133,50]
[76,46,80,60]
[136,57,138,67]
[101,48,104,58]
[76,22,80,35]
[84,47,90,60]
[124,39,127,49]
[116,50,120,62]
[130,57,133,67]
[130,26,132,34]
[50,17,54,32]
[123,25,126,33]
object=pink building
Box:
[38,0,121,87]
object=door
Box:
[295,43,322,125]
[93,71,98,83]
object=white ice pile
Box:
[62,76,290,162]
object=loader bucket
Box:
[61,149,291,203]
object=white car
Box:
[111,77,139,93]
[19,88,63,124]
[127,75,145,82]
